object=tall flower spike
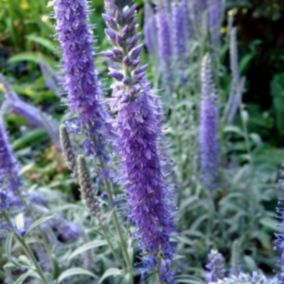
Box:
[171,0,189,84]
[103,0,175,282]
[199,54,219,189]
[156,3,173,91]
[208,0,225,50]
[0,117,21,194]
[172,0,188,60]
[225,23,245,125]
[54,0,110,161]
[144,0,157,56]
[206,249,225,283]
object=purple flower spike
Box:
[103,0,176,281]
[156,6,173,91]
[208,0,225,49]
[144,1,157,56]
[54,0,110,160]
[206,249,225,283]
[172,0,188,60]
[0,117,22,195]
[171,0,189,84]
[199,55,219,189]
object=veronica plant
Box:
[156,1,174,92]
[224,16,245,125]
[171,0,189,85]
[208,0,226,51]
[54,0,111,161]
[199,54,219,189]
[103,0,176,282]
[171,0,188,62]
[144,0,157,57]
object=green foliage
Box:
[271,73,284,137]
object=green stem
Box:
[104,181,133,283]
[155,251,163,284]
[98,219,120,263]
[205,190,215,246]
[14,233,49,284]
[2,211,49,284]
[240,103,252,163]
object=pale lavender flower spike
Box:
[0,74,60,149]
[40,62,61,97]
[103,0,176,282]
[172,0,188,60]
[225,22,245,125]
[54,0,111,160]
[171,0,189,84]
[0,116,22,210]
[199,54,219,189]
[156,3,173,91]
[144,0,157,56]
[208,0,225,49]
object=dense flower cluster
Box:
[199,55,219,189]
[103,0,175,281]
[54,0,110,160]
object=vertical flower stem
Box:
[96,157,132,281]
[97,218,120,263]
[205,190,215,247]
[2,211,49,284]
[240,102,252,163]
[104,180,133,283]
[155,250,163,284]
[94,153,133,276]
